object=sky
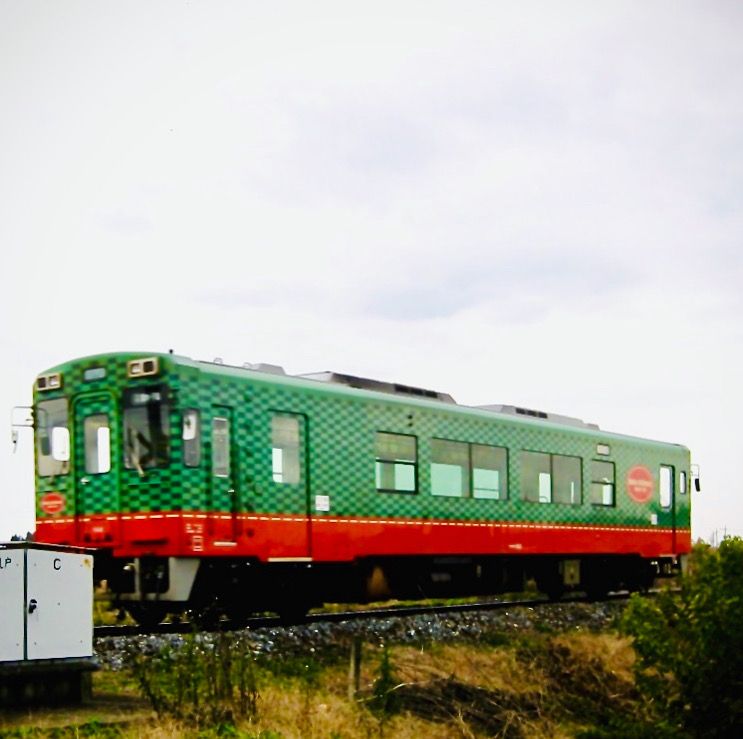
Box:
[1,1,742,542]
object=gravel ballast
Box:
[95,600,627,670]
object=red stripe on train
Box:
[35,512,691,561]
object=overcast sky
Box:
[2,1,741,541]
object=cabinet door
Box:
[0,550,24,662]
[26,549,93,660]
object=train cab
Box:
[32,355,177,552]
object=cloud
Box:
[99,211,153,236]
[2,1,743,541]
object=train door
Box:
[269,412,311,558]
[209,405,239,541]
[658,464,676,551]
[73,393,119,542]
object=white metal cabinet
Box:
[0,550,24,661]
[0,545,93,663]
[26,549,93,660]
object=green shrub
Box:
[125,631,259,729]
[369,643,401,717]
[622,538,743,737]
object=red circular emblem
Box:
[40,492,66,515]
[626,466,654,504]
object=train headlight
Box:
[36,372,63,391]
[127,357,160,378]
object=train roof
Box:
[38,351,689,452]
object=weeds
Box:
[368,643,401,718]
[124,631,258,730]
[0,721,124,738]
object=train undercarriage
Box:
[97,552,681,626]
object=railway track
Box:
[94,591,635,639]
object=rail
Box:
[94,590,637,639]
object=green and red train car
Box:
[28,351,693,622]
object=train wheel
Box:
[127,603,168,628]
[536,570,564,601]
[584,583,610,600]
[276,602,309,624]
[188,603,223,630]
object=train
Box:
[24,351,693,624]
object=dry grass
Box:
[552,632,636,683]
[1,632,644,738]
[386,643,546,695]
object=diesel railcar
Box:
[27,352,693,623]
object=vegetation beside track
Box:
[0,604,652,738]
[4,541,742,738]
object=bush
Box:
[125,631,259,730]
[622,538,743,738]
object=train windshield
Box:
[123,386,170,473]
[36,398,70,477]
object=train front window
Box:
[36,398,70,477]
[123,386,170,472]
[84,414,111,474]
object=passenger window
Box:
[84,414,110,474]
[431,439,469,497]
[553,455,582,505]
[521,451,551,503]
[679,470,687,495]
[472,444,508,500]
[375,432,417,493]
[212,417,230,478]
[590,460,615,506]
[272,415,300,484]
[660,465,673,509]
[182,409,201,468]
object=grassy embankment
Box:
[0,614,659,739]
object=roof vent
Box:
[243,362,286,375]
[213,357,224,364]
[476,404,599,429]
[299,371,456,403]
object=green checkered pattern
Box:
[34,352,691,531]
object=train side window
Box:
[660,465,673,509]
[84,414,110,474]
[521,451,551,503]
[431,439,469,497]
[679,470,687,495]
[590,460,615,506]
[182,409,201,467]
[472,444,508,500]
[375,432,417,493]
[272,415,300,484]
[212,417,230,478]
[553,455,582,505]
